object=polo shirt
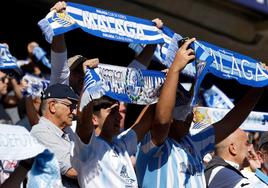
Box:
[31,117,83,188]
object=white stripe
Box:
[167,143,174,188]
[157,152,162,188]
[50,21,63,29]
[199,51,209,62]
[67,6,83,16]
[208,166,224,185]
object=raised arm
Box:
[49,1,69,85]
[213,87,264,144]
[151,38,196,146]
[76,101,94,144]
[134,18,163,68]
[131,104,156,142]
[76,58,99,144]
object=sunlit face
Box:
[0,71,9,96]
[94,103,122,138]
[235,129,251,167]
[52,98,77,126]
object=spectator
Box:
[135,38,264,187]
[0,70,23,124]
[0,71,12,124]
[253,132,268,186]
[30,83,81,187]
[205,128,257,187]
[72,94,155,187]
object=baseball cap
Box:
[258,132,268,150]
[41,83,78,102]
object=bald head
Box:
[215,128,250,166]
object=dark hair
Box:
[92,96,118,114]
[260,142,268,152]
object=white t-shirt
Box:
[72,129,138,188]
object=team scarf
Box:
[27,149,63,188]
[38,2,213,107]
[0,43,18,70]
[21,74,50,97]
[199,41,268,87]
[203,85,234,109]
[191,107,268,133]
[33,46,51,69]
[38,2,268,106]
[0,124,63,187]
[80,64,165,110]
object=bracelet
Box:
[20,160,33,171]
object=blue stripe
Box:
[191,126,214,142]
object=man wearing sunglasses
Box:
[0,71,12,124]
[31,83,82,188]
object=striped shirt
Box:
[136,125,215,188]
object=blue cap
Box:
[41,83,78,102]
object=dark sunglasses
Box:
[55,100,77,111]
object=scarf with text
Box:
[38,2,268,107]
[0,124,62,188]
[80,64,165,110]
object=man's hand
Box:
[152,18,163,29]
[82,58,99,73]
[50,1,67,12]
[171,37,196,73]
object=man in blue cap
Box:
[31,83,82,188]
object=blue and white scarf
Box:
[21,74,50,97]
[80,64,165,110]
[38,2,268,107]
[199,41,268,87]
[0,43,18,70]
[192,107,268,133]
[203,85,234,109]
[0,124,62,187]
[27,149,63,188]
[33,46,51,69]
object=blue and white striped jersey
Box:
[136,125,215,188]
[72,129,138,188]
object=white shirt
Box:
[72,129,138,188]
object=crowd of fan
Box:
[0,1,268,188]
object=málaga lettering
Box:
[82,11,145,40]
[208,48,268,81]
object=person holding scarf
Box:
[135,38,265,188]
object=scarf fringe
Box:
[38,18,54,44]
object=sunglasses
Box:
[54,100,77,111]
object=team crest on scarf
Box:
[52,11,75,27]
[125,68,144,102]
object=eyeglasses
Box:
[54,100,77,111]
[0,75,8,83]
